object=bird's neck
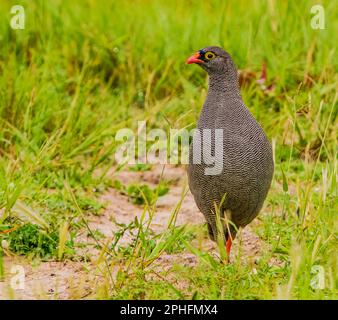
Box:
[208,71,241,99]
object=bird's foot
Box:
[226,238,232,263]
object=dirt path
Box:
[0,165,264,300]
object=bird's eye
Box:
[204,52,216,60]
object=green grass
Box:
[0,0,337,299]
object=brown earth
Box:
[0,165,266,300]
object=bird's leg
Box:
[226,238,232,263]
[207,223,216,241]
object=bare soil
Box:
[0,165,266,300]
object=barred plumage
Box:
[187,46,274,252]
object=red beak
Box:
[186,52,204,64]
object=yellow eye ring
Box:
[204,51,216,60]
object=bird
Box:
[186,46,274,261]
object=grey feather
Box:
[187,46,274,241]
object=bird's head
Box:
[186,46,235,75]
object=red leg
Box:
[226,238,232,262]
